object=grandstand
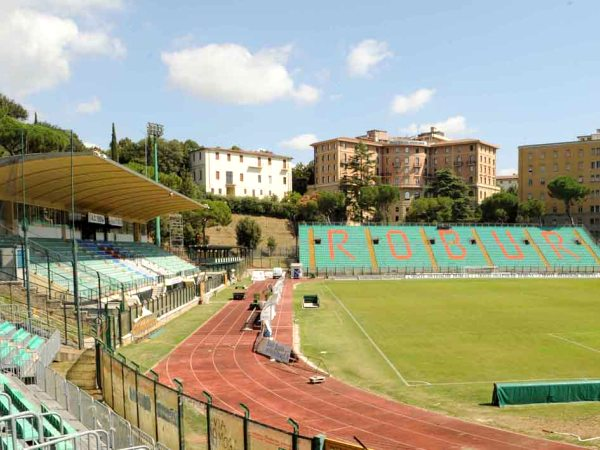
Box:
[299,224,600,274]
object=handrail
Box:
[25,429,111,449]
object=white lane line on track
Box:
[548,333,600,354]
[323,284,410,387]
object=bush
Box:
[235,217,262,249]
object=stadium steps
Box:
[65,349,100,397]
[363,227,378,270]
[419,227,438,270]
[470,228,494,267]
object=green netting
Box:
[492,380,600,407]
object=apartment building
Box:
[497,174,518,191]
[518,129,600,238]
[189,147,292,199]
[311,128,500,221]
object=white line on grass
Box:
[548,333,600,354]
[323,284,410,387]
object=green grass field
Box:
[294,279,600,444]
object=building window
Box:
[227,153,231,161]
[218,188,222,194]
[240,155,243,162]
[258,157,262,166]
[404,191,410,200]
[260,190,263,195]
[244,188,247,194]
[283,176,287,184]
[553,164,558,172]
[215,152,219,160]
[258,175,262,183]
[268,157,272,165]
[240,173,244,182]
[252,189,256,197]
[268,175,272,183]
[215,171,220,180]
[283,160,287,169]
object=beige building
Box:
[497,174,518,191]
[518,129,600,238]
[189,147,292,199]
[311,128,500,221]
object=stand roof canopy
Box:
[0,152,207,223]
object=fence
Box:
[97,342,316,450]
[33,360,157,449]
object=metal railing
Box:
[33,361,157,449]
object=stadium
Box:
[0,148,599,450]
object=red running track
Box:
[153,280,580,449]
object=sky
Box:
[2,0,600,174]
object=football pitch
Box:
[294,278,600,440]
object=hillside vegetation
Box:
[206,214,295,249]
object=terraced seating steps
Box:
[299,224,600,273]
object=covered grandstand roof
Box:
[0,152,207,223]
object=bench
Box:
[302,295,320,308]
[232,291,246,301]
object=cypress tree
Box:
[110,122,118,162]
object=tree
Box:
[236,217,262,249]
[374,185,400,223]
[427,169,470,199]
[292,161,315,195]
[518,198,545,225]
[316,191,346,223]
[0,115,84,155]
[266,236,277,256]
[184,200,231,245]
[547,176,590,225]
[405,197,454,223]
[480,192,519,223]
[179,172,202,200]
[0,93,28,120]
[110,123,119,162]
[341,143,377,222]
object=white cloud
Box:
[0,4,125,98]
[280,134,318,151]
[498,168,518,176]
[391,88,435,114]
[401,115,470,137]
[347,39,392,77]
[25,0,124,16]
[71,31,126,58]
[76,97,101,114]
[161,43,320,105]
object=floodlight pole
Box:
[147,123,164,248]
[20,130,32,327]
[70,131,83,349]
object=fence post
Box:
[240,403,250,450]
[174,378,185,450]
[203,391,213,450]
[63,304,68,345]
[95,340,102,390]
[149,369,160,441]
[288,418,299,450]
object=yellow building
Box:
[518,129,600,238]
[311,128,500,221]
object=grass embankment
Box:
[119,283,240,372]
[294,279,600,446]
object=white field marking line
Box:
[323,284,410,387]
[410,376,599,387]
[548,333,600,354]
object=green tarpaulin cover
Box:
[492,380,600,407]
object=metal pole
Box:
[153,135,161,248]
[46,250,52,300]
[97,272,102,335]
[70,131,83,349]
[21,130,32,327]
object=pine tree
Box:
[34,112,38,124]
[340,142,377,222]
[110,123,118,162]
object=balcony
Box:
[413,162,422,168]
[467,160,477,166]
[454,161,463,167]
